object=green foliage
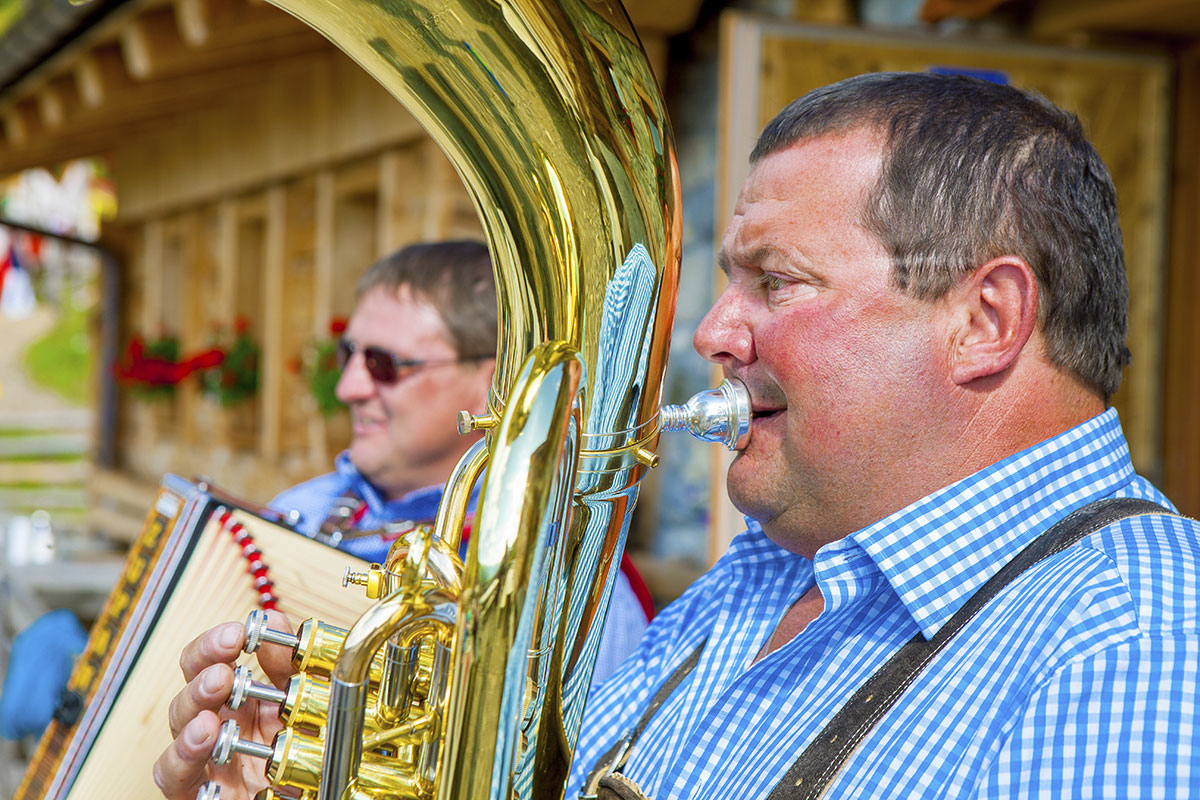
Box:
[0,0,23,38]
[308,337,344,416]
[201,329,259,406]
[23,303,91,406]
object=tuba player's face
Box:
[693,127,955,558]
[335,284,493,500]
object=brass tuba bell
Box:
[197,0,753,798]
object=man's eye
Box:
[758,273,788,292]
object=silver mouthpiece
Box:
[660,378,752,451]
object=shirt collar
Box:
[844,408,1137,639]
[333,451,447,522]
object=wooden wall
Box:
[101,46,484,520]
[1163,40,1200,514]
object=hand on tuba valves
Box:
[152,610,296,800]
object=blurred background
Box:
[2,0,1200,789]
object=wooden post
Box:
[311,168,336,468]
[1163,43,1200,516]
[261,184,287,462]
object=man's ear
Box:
[948,256,1039,386]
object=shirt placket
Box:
[656,552,883,798]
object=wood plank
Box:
[279,179,318,462]
[0,487,88,510]
[260,184,287,460]
[422,139,456,240]
[213,198,239,451]
[627,0,705,35]
[0,409,93,432]
[1162,42,1200,517]
[376,149,404,254]
[120,6,185,81]
[0,34,334,178]
[107,52,423,221]
[1028,0,1200,37]
[0,460,90,485]
[311,169,337,467]
[0,101,37,148]
[88,467,161,511]
[86,503,150,544]
[332,157,379,197]
[73,45,132,109]
[173,0,214,46]
[0,433,89,458]
[36,76,82,130]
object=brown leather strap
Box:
[596,773,653,800]
[767,497,1172,800]
[582,641,706,798]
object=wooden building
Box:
[0,0,1199,571]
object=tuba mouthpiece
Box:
[660,378,752,451]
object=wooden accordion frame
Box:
[15,474,373,800]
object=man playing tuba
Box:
[156,72,1200,800]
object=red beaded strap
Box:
[217,508,278,610]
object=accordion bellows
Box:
[17,474,373,800]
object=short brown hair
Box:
[356,240,497,358]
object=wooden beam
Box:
[792,0,856,24]
[36,75,82,130]
[0,39,330,177]
[120,7,187,82]
[121,0,314,82]
[176,0,307,47]
[260,184,287,461]
[0,99,41,148]
[1028,0,1200,37]
[311,168,336,465]
[173,0,214,46]
[214,198,239,450]
[422,138,456,239]
[1162,42,1200,516]
[74,45,132,109]
[332,157,380,197]
[626,0,705,35]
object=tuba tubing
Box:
[239,0,720,798]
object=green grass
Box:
[23,304,92,406]
[0,0,22,38]
[0,451,85,462]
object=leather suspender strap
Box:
[767,497,1172,800]
[582,641,707,798]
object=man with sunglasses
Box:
[267,240,652,656]
[267,240,498,560]
[151,240,653,800]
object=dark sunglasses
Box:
[336,338,491,385]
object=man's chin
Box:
[347,444,386,482]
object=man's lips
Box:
[351,413,386,434]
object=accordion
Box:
[16,474,374,800]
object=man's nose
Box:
[335,353,375,402]
[693,287,754,368]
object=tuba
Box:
[202,1,751,799]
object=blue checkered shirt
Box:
[269,452,648,684]
[568,409,1198,798]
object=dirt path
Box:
[0,306,88,420]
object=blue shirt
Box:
[568,409,1198,799]
[269,451,649,684]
